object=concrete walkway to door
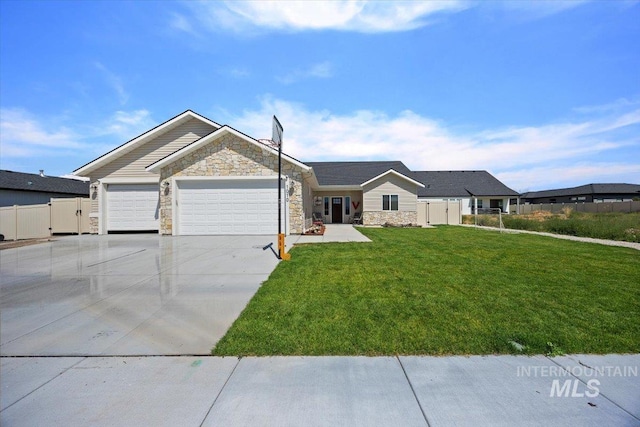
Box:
[287,224,371,248]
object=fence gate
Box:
[51,198,91,234]
[418,200,461,226]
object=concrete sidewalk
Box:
[287,224,371,249]
[460,224,640,251]
[2,354,638,426]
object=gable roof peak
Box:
[146,125,310,173]
[73,110,221,176]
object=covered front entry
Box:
[175,178,286,235]
[315,192,362,224]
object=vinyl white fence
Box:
[0,198,91,241]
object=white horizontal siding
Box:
[90,118,216,180]
[363,175,417,212]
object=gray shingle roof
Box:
[521,183,640,199]
[411,171,519,197]
[0,170,90,196]
[305,161,414,186]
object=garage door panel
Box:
[107,184,159,231]
[177,179,283,235]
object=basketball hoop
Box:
[258,138,279,149]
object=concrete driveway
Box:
[0,234,280,356]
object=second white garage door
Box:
[177,179,285,235]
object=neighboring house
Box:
[412,170,520,215]
[0,169,89,207]
[73,110,515,235]
[521,184,640,204]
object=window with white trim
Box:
[382,195,398,211]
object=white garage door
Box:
[107,184,159,231]
[177,179,284,235]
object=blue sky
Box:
[1,0,638,191]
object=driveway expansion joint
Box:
[546,355,640,421]
[397,356,432,427]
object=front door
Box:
[331,197,343,223]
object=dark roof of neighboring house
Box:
[305,161,414,186]
[521,183,640,199]
[0,170,90,195]
[411,170,520,198]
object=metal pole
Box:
[278,138,282,258]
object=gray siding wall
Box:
[362,175,417,212]
[0,190,84,207]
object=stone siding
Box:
[89,216,99,234]
[158,133,304,235]
[363,211,417,226]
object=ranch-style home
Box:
[73,110,517,235]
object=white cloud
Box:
[176,0,593,35]
[497,163,640,193]
[102,110,155,140]
[184,0,468,34]
[495,0,590,18]
[94,62,129,105]
[220,96,640,191]
[573,97,640,114]
[0,108,82,157]
[218,67,251,79]
[277,61,333,84]
[169,12,197,36]
[0,108,156,165]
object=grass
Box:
[464,211,640,242]
[212,227,640,356]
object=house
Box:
[521,184,640,204]
[73,110,515,235]
[0,169,89,207]
[304,161,424,225]
[412,170,519,215]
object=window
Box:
[324,197,329,216]
[382,194,398,211]
[345,196,351,215]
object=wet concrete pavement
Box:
[1,234,279,356]
[1,229,639,426]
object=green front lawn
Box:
[213,227,640,356]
